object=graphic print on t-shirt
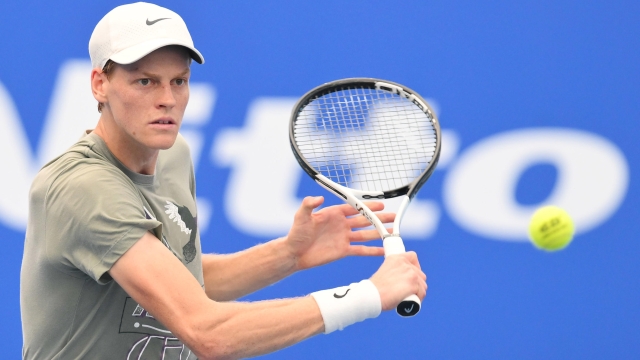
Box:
[119,297,194,359]
[164,201,197,264]
[143,202,197,264]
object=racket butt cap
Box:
[397,294,421,317]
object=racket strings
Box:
[294,86,437,192]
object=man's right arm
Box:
[110,231,426,360]
[110,231,324,359]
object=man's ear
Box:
[91,68,108,104]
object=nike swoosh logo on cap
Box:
[146,18,170,25]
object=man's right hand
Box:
[369,252,427,311]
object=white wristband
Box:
[310,279,381,334]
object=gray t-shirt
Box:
[21,132,202,360]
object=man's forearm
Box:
[190,296,324,360]
[202,237,297,301]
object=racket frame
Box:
[290,77,441,236]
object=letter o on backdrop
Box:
[443,128,629,241]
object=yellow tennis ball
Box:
[528,206,575,251]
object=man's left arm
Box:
[202,196,394,301]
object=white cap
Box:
[89,2,204,69]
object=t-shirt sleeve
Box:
[45,163,162,284]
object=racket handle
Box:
[383,236,422,317]
[397,294,421,317]
[383,236,406,255]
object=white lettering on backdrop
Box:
[443,128,629,240]
[0,60,629,243]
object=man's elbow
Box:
[181,319,237,360]
[190,342,233,360]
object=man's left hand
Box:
[285,196,394,271]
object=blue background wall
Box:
[1,1,639,358]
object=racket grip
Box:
[384,236,422,317]
[396,294,421,317]
[383,236,406,256]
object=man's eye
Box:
[138,79,151,86]
[175,79,185,86]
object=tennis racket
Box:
[289,78,441,317]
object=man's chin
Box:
[147,133,179,150]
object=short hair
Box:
[97,60,116,113]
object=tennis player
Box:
[20,3,426,359]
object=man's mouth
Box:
[152,119,175,125]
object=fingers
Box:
[398,252,427,300]
[320,202,395,230]
[296,196,324,219]
[347,212,396,229]
[349,229,383,242]
[417,277,428,301]
[348,245,385,257]
[339,201,385,216]
[404,251,421,270]
[350,225,398,242]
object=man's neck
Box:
[93,117,159,175]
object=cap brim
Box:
[109,38,204,65]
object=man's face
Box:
[103,46,191,151]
